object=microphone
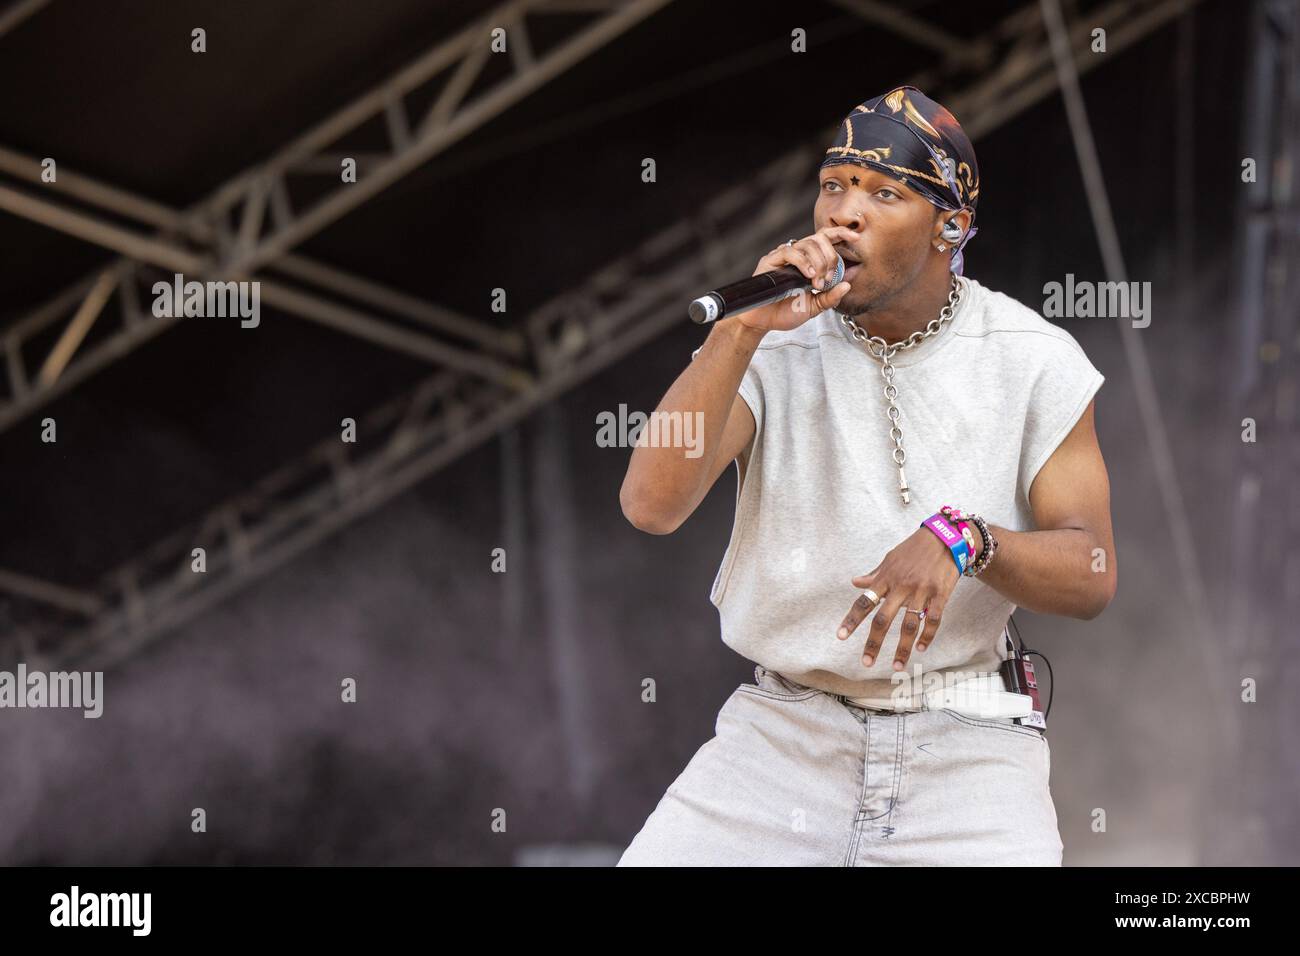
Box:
[688,255,844,324]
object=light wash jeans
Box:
[618,664,1063,866]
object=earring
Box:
[937,242,947,252]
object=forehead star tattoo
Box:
[850,175,860,186]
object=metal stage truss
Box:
[0,0,1201,672]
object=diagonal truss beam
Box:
[0,0,672,430]
[0,148,531,428]
[212,0,674,276]
[0,0,50,40]
[0,183,533,411]
[0,567,101,617]
[4,0,1196,671]
[827,0,990,67]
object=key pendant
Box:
[898,465,910,505]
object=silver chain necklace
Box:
[837,273,963,506]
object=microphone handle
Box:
[689,257,843,324]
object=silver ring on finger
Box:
[862,588,881,607]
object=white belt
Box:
[844,674,1034,719]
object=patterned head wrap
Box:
[821,86,980,274]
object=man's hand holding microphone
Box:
[689,226,861,332]
[619,226,859,535]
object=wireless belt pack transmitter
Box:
[999,624,1049,731]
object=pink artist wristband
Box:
[920,512,971,575]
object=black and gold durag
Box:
[822,86,980,274]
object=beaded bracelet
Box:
[962,512,998,576]
[939,505,998,577]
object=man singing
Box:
[617,86,1116,866]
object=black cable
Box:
[1024,651,1054,721]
